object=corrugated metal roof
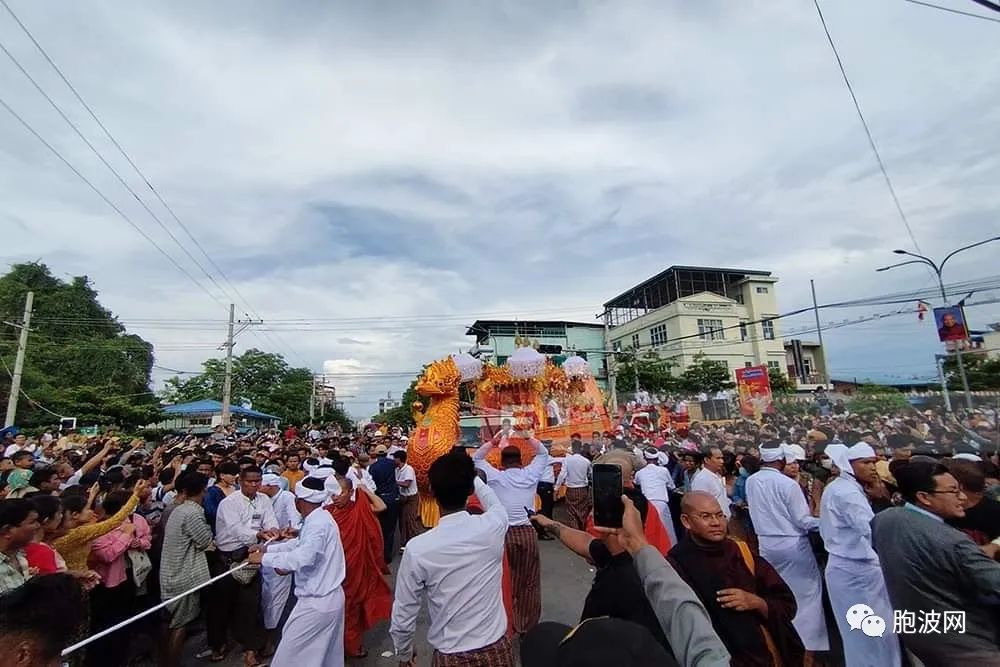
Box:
[161,399,278,420]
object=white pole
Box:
[62,538,276,657]
[4,291,33,427]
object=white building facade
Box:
[603,266,787,377]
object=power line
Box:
[901,0,1000,23]
[0,94,224,306]
[0,36,231,307]
[969,0,1000,14]
[0,0,312,368]
[812,0,924,255]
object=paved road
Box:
[163,504,593,667]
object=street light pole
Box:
[876,236,1000,412]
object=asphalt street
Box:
[160,503,595,667]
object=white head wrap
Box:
[825,444,850,476]
[643,448,660,461]
[760,445,787,463]
[309,466,335,481]
[783,444,807,463]
[847,443,877,461]
[324,474,344,498]
[953,453,982,462]
[294,477,328,504]
[261,473,282,488]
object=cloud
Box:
[3,0,999,416]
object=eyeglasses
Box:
[926,488,963,496]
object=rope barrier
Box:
[62,539,276,657]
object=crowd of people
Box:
[0,400,998,667]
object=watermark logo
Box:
[845,604,885,637]
[848,604,966,636]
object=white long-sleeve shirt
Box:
[390,478,508,661]
[215,490,278,552]
[555,453,592,489]
[819,475,879,563]
[346,465,376,493]
[270,489,301,530]
[261,507,345,612]
[540,456,564,484]
[634,464,675,504]
[473,438,548,527]
[690,468,731,519]
[746,467,819,537]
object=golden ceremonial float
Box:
[408,340,611,527]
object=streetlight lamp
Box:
[876,236,1000,411]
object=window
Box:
[631,333,640,349]
[756,286,769,294]
[739,321,748,341]
[496,355,508,365]
[189,417,212,426]
[720,360,729,371]
[650,323,669,346]
[767,361,781,372]
[803,359,813,375]
[697,318,725,341]
[613,341,622,353]
[762,319,775,340]
[745,361,753,368]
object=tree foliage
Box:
[846,384,910,417]
[943,353,1000,391]
[616,352,681,395]
[767,367,796,395]
[0,263,160,429]
[678,353,735,393]
[164,349,321,426]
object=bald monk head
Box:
[679,491,728,545]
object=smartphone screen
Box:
[592,463,624,528]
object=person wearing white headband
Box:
[249,475,347,667]
[746,445,829,656]
[259,473,301,637]
[819,443,901,667]
[635,447,678,545]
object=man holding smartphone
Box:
[473,430,549,635]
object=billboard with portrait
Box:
[933,306,969,343]
[735,365,774,420]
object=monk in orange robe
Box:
[326,476,394,658]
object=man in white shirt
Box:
[555,446,592,531]
[393,451,421,549]
[746,446,829,655]
[820,444,901,667]
[635,448,677,545]
[250,475,346,667]
[346,453,377,493]
[391,450,512,666]
[259,473,301,635]
[690,446,731,521]
[210,465,281,666]
[473,432,548,635]
[535,439,564,540]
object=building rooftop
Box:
[603,265,771,309]
[466,319,604,341]
[162,399,279,421]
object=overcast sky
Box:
[2,0,999,418]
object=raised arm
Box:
[358,483,387,513]
[530,514,594,560]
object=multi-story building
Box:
[466,320,609,389]
[784,339,828,391]
[378,392,401,414]
[602,265,787,377]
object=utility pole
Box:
[309,375,316,422]
[4,291,34,428]
[936,355,952,414]
[603,312,618,412]
[221,304,235,426]
[810,280,827,387]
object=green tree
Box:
[767,367,796,394]
[0,263,160,429]
[846,384,909,417]
[615,352,681,394]
[679,353,735,393]
[164,349,317,425]
[942,354,1000,391]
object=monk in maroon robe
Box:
[326,476,394,658]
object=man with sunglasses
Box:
[873,457,1000,666]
